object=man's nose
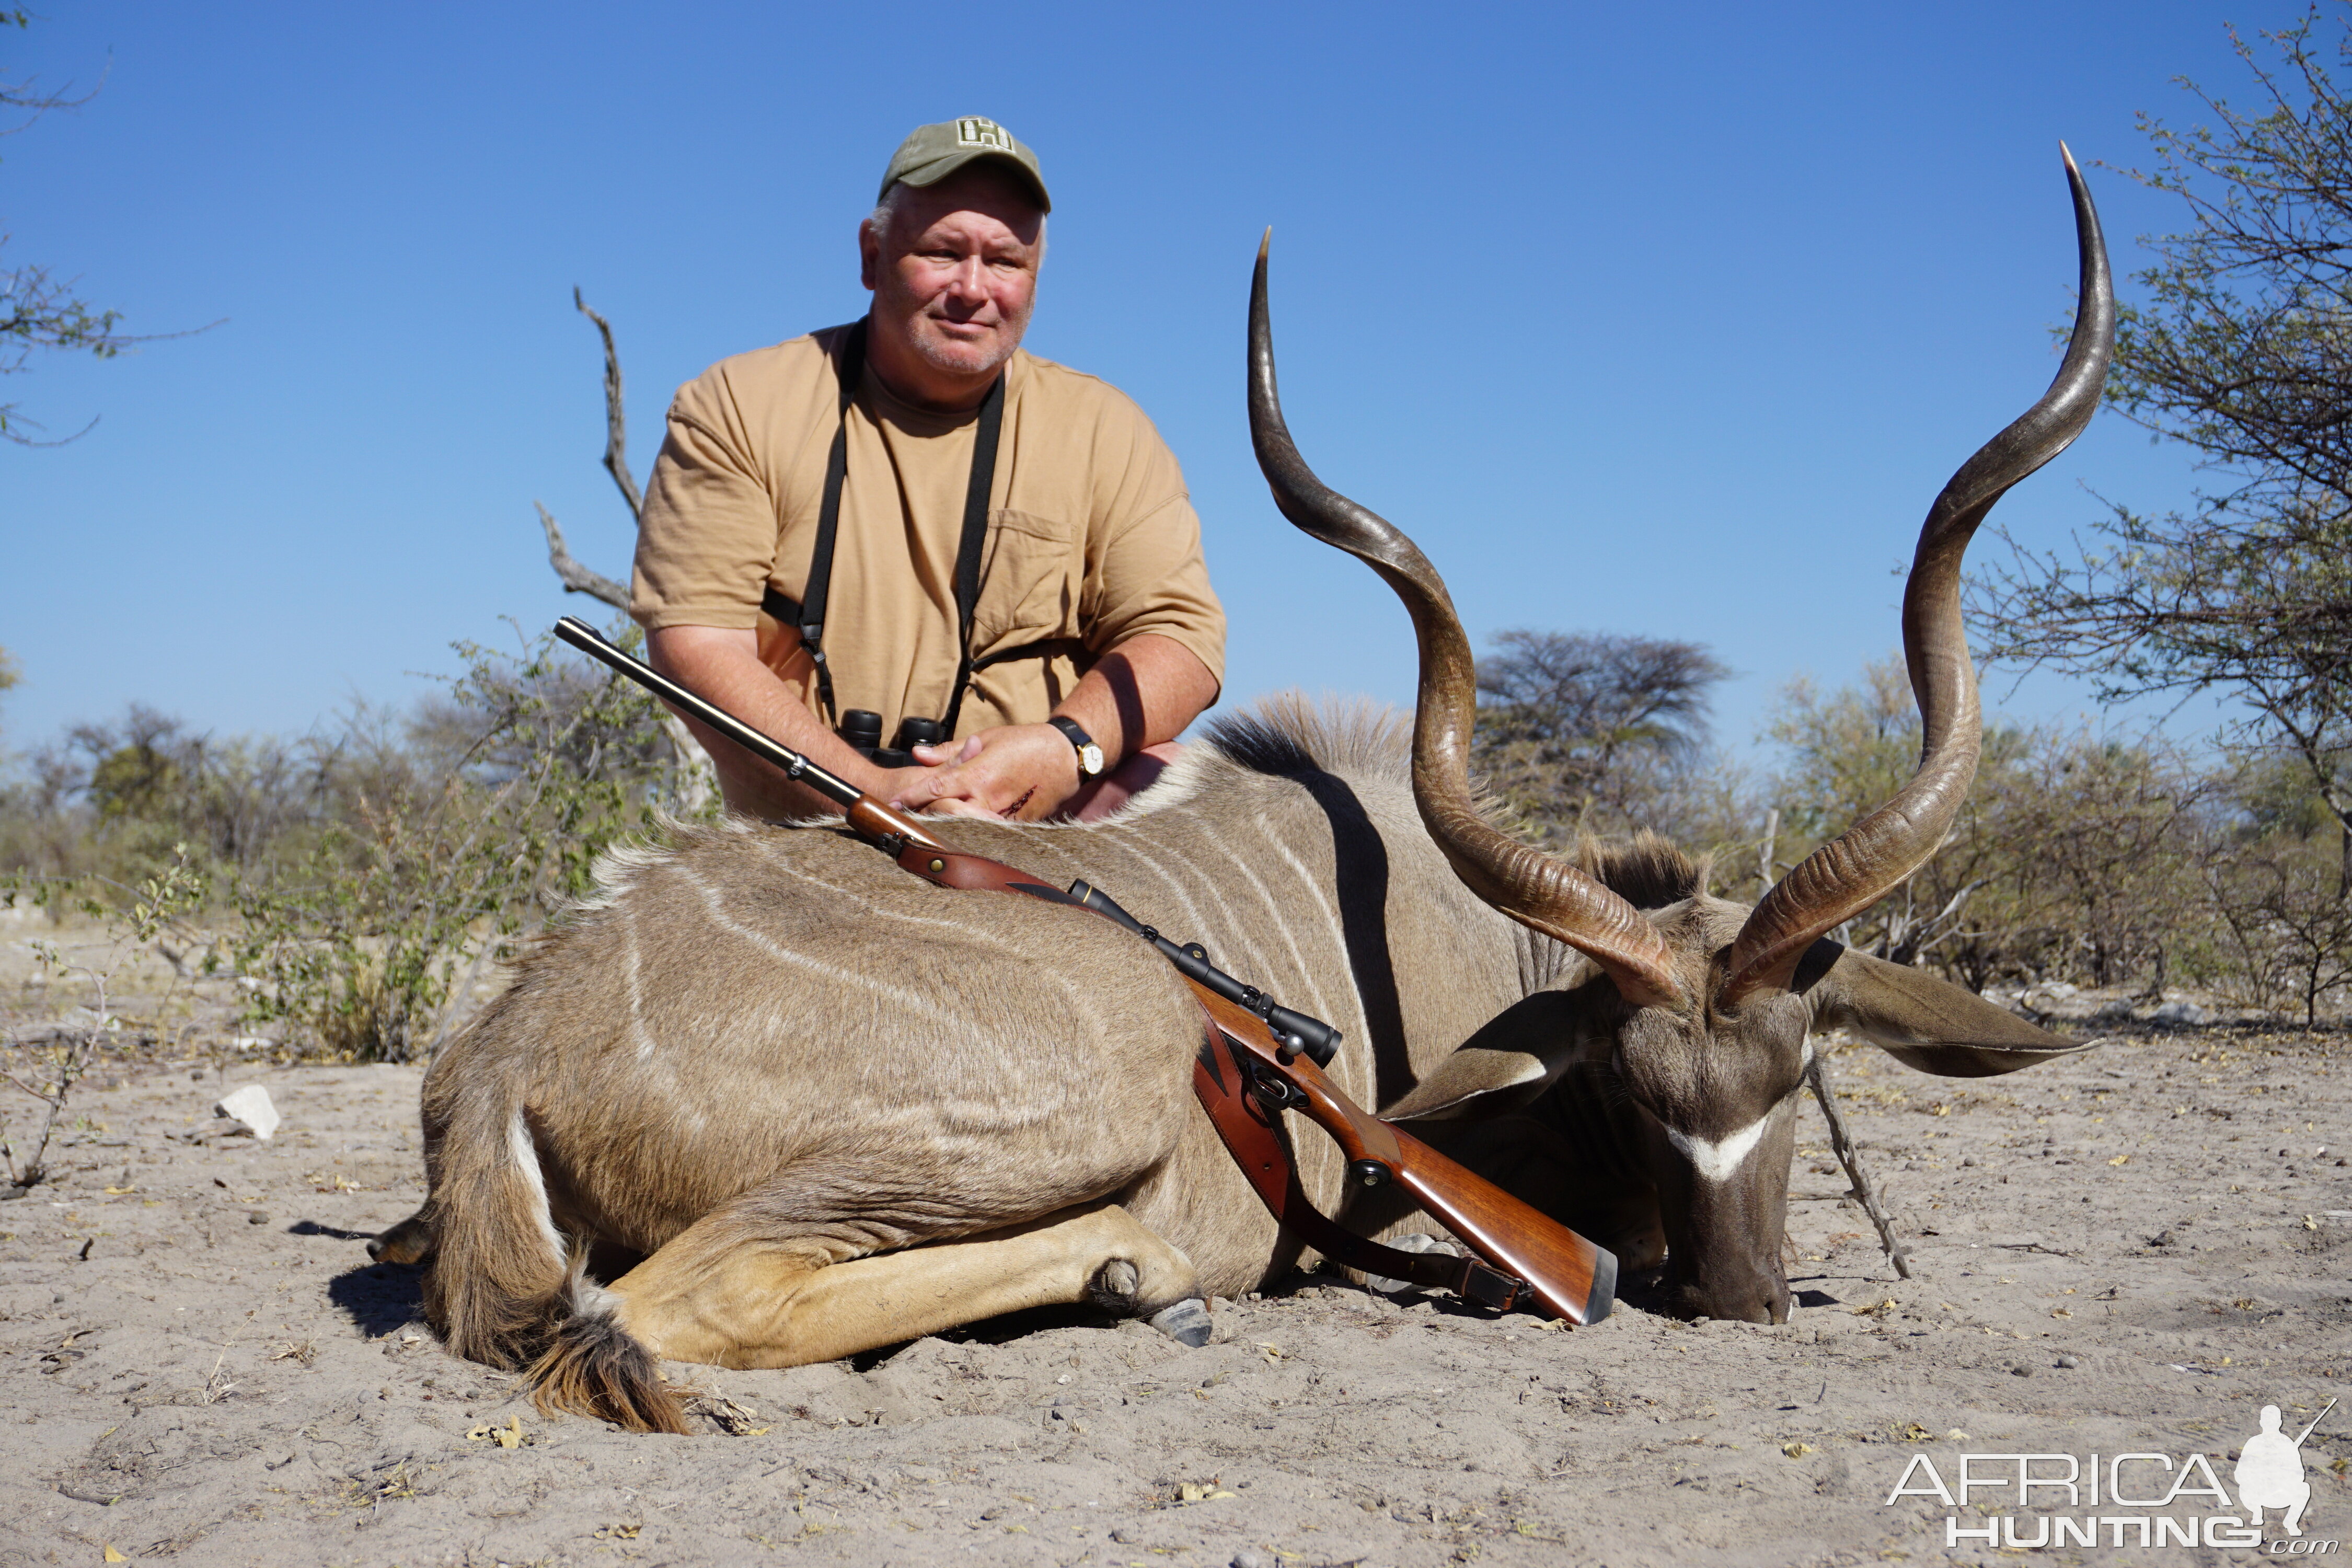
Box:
[942,256,990,303]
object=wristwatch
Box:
[1046,716,1108,779]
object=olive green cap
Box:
[878,117,1051,213]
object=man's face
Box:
[860,167,1045,388]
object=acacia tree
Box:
[1971,11,2352,892]
[1,9,139,443]
[1470,628,1731,845]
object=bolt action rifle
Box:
[555,616,1615,1325]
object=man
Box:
[2234,1403,2316,1537]
[630,117,1224,821]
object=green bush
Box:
[226,619,707,1061]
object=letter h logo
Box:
[957,117,1012,151]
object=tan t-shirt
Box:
[630,325,1226,742]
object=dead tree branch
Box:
[528,292,715,812]
[574,286,642,523]
[1807,1051,1911,1279]
[534,501,628,609]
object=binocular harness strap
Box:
[763,318,1006,735]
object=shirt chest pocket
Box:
[971,509,1083,655]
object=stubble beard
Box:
[906,301,1031,381]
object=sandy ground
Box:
[1,925,2347,1565]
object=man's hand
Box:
[889,723,1081,820]
[649,624,938,819]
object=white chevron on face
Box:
[1663,1114,1772,1185]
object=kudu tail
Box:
[420,1085,686,1434]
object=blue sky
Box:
[0,2,2276,765]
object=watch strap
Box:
[1046,716,1104,776]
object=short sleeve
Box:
[1079,421,1226,685]
[630,368,779,632]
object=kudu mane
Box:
[1576,835,1707,914]
[1197,697,1705,914]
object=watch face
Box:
[1078,743,1106,777]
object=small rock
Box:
[2152,1000,2213,1026]
[2055,1354,2081,1369]
[247,1210,269,1225]
[1111,1528,1139,1543]
[214,1085,280,1140]
[2011,1363,2035,1378]
[1233,1554,1270,1568]
[979,1506,1004,1521]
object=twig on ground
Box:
[1807,1053,1911,1279]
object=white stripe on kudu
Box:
[677,868,985,1036]
[509,1110,565,1267]
[1208,836,1327,1021]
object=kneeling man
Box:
[631,116,1225,821]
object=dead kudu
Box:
[384,154,2113,1433]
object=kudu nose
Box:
[1674,1260,1791,1325]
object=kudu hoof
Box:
[1147,1299,1214,1348]
[367,1211,433,1266]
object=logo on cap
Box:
[956,117,1016,152]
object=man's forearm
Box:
[646,624,894,817]
[1051,633,1221,762]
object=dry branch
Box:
[573,287,642,523]
[534,501,628,609]
[1807,1053,1911,1280]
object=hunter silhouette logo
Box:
[1883,1396,2338,1550]
[2240,1399,2331,1538]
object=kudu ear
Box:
[1380,989,1601,1121]
[1809,943,2090,1078]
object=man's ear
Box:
[1808,944,2093,1078]
[1381,988,1598,1121]
[858,220,880,291]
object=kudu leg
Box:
[606,1198,1207,1370]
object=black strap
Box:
[941,364,1007,737]
[769,319,1005,732]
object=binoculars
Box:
[838,710,946,770]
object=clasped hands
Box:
[879,721,1083,821]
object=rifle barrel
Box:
[554,616,863,810]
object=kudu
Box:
[386,154,2113,1434]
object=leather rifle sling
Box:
[894,843,1533,1308]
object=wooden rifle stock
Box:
[555,615,1615,1325]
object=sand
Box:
[1,937,2345,1565]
